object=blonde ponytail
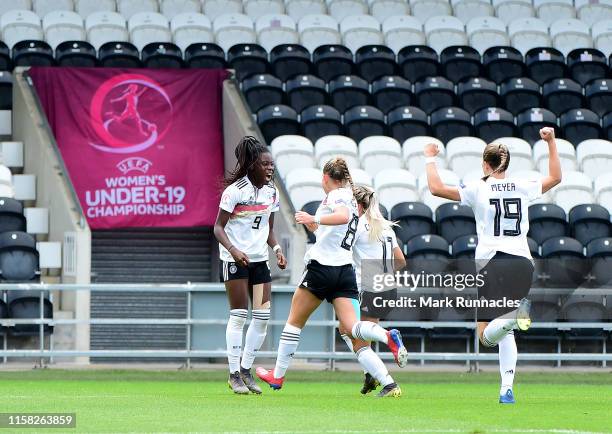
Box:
[353,185,397,242]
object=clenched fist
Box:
[423,143,440,157]
[539,127,555,142]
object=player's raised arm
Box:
[539,127,562,194]
[295,205,350,226]
[423,143,461,201]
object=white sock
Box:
[499,331,517,395]
[482,318,516,346]
[341,333,354,352]
[226,309,247,373]
[273,324,301,379]
[351,321,388,344]
[241,309,270,370]
[356,347,394,387]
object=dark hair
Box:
[323,157,354,193]
[223,136,269,188]
[482,143,510,181]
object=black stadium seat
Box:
[525,47,567,85]
[390,201,435,244]
[567,48,608,87]
[343,105,386,143]
[0,41,10,71]
[55,40,97,67]
[227,44,269,81]
[561,291,607,339]
[586,237,612,287]
[473,107,517,143]
[257,104,300,144]
[569,204,611,246]
[301,201,320,243]
[457,77,499,115]
[440,45,482,84]
[414,76,455,114]
[141,42,183,68]
[517,107,557,144]
[483,46,525,84]
[541,236,586,287]
[300,105,343,143]
[0,231,40,282]
[500,77,542,115]
[435,203,476,243]
[542,78,585,116]
[604,112,612,140]
[528,203,567,245]
[527,236,542,285]
[386,106,430,142]
[585,79,612,117]
[405,234,450,275]
[560,108,602,144]
[398,45,440,83]
[184,43,226,69]
[12,40,55,67]
[0,72,12,111]
[312,45,354,82]
[270,44,311,82]
[371,75,413,114]
[286,74,327,113]
[328,75,370,113]
[7,290,52,336]
[452,234,478,274]
[379,204,388,220]
[99,41,141,68]
[430,106,473,144]
[0,198,26,233]
[242,74,284,113]
[355,45,397,82]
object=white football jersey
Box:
[459,177,542,265]
[219,176,279,262]
[352,216,399,291]
[304,187,359,266]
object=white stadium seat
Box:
[298,14,340,52]
[314,135,359,169]
[13,174,35,201]
[129,12,171,50]
[425,15,467,54]
[340,15,383,53]
[534,0,576,25]
[576,139,612,179]
[0,0,32,17]
[327,0,368,22]
[75,0,115,18]
[533,138,578,173]
[446,137,487,178]
[493,137,534,173]
[550,18,592,56]
[453,0,495,24]
[0,10,43,49]
[0,184,14,198]
[508,169,551,203]
[203,0,243,21]
[508,17,551,55]
[592,19,612,56]
[594,172,612,209]
[0,165,12,187]
[370,0,410,23]
[383,15,425,54]
[25,207,49,235]
[256,14,299,52]
[402,136,446,177]
[1,141,24,170]
[270,135,315,179]
[358,136,402,178]
[118,0,158,20]
[350,168,373,187]
[410,0,452,22]
[86,11,128,50]
[171,13,213,51]
[286,0,327,21]
[34,0,74,17]
[375,169,418,210]
[576,0,612,26]
[551,170,594,214]
[467,16,509,54]
[37,241,62,269]
[43,10,85,49]
[244,0,285,20]
[213,13,256,52]
[286,167,325,210]
[418,169,460,212]
[494,0,535,25]
[160,0,201,20]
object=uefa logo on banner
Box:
[89,74,173,154]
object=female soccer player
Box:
[214,136,287,394]
[424,127,561,404]
[349,185,407,397]
[256,158,408,395]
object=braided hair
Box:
[353,185,397,242]
[322,157,354,194]
[482,143,510,181]
[223,136,270,188]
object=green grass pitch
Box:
[0,369,609,433]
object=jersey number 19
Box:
[489,198,522,236]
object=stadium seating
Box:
[405,234,450,275]
[375,168,418,210]
[586,237,612,287]
[541,236,586,287]
[171,13,213,52]
[314,135,359,169]
[435,203,476,243]
[390,201,435,245]
[300,105,343,143]
[358,136,402,178]
[568,204,611,246]
[56,40,97,67]
[528,203,568,245]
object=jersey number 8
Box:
[340,214,359,250]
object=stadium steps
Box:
[90,228,214,362]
